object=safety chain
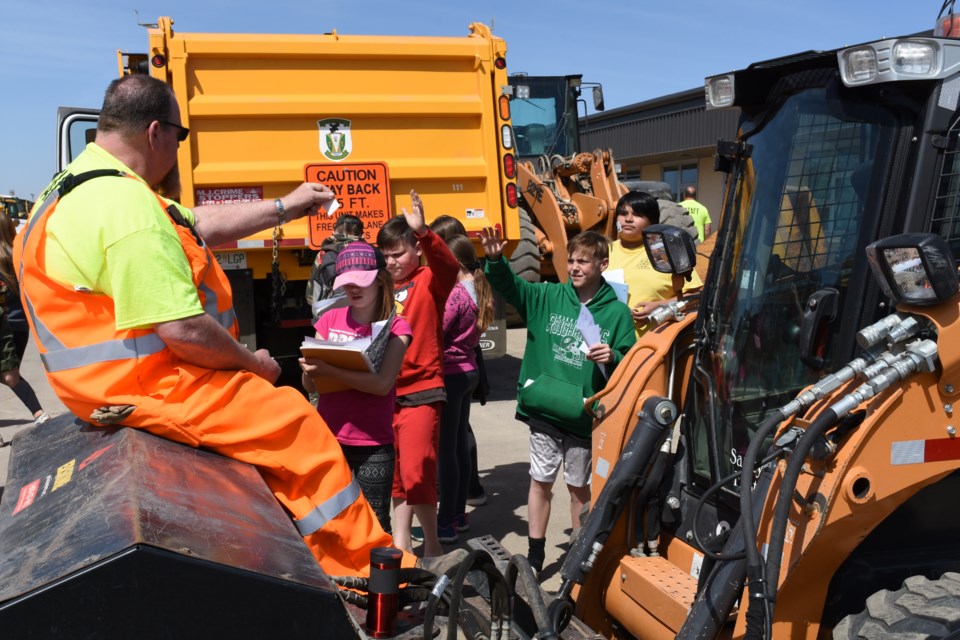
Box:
[270,223,286,325]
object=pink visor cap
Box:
[333,242,386,289]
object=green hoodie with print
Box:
[485,256,636,438]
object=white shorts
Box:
[529,431,591,487]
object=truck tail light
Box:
[506,183,518,208]
[503,154,516,179]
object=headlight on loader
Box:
[705,74,735,110]
[840,46,879,85]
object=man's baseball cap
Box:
[333,242,386,289]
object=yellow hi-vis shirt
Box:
[36,143,203,330]
[680,198,712,242]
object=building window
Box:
[662,163,698,201]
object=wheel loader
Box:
[535,4,960,638]
[506,74,704,287]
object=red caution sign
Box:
[305,162,392,247]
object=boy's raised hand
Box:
[479,226,504,261]
[401,189,426,235]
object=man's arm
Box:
[155,313,281,383]
[193,182,335,247]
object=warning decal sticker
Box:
[305,162,392,247]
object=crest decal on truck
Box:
[318,118,352,162]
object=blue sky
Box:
[1,0,932,199]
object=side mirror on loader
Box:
[643,224,698,279]
[866,233,959,306]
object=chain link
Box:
[270,223,286,325]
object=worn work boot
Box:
[416,548,469,576]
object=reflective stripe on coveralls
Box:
[14,169,413,576]
[20,178,235,373]
[295,479,363,536]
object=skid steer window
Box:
[691,85,897,489]
[930,117,960,260]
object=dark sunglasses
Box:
[160,121,190,142]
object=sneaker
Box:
[416,548,469,576]
[437,521,459,544]
[456,512,470,533]
[411,526,424,543]
[466,489,488,507]
[34,412,52,426]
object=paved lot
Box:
[0,327,572,590]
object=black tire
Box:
[505,207,541,326]
[510,207,541,283]
[833,573,960,639]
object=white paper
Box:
[608,281,629,304]
[603,270,629,304]
[577,304,609,379]
[325,198,341,217]
[604,269,625,284]
[371,318,388,340]
[577,304,602,349]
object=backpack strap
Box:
[56,170,127,198]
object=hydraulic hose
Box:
[505,555,556,639]
[676,466,775,640]
[756,340,937,636]
[739,409,790,637]
[692,449,785,563]
[632,439,673,552]
[759,407,840,638]
[423,549,511,640]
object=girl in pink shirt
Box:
[301,242,411,533]
[437,235,494,542]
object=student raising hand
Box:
[401,189,426,235]
[479,226,504,261]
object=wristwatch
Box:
[274,198,286,226]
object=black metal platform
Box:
[0,415,358,638]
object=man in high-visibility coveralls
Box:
[15,73,432,578]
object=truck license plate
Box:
[216,251,247,270]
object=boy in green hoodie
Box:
[479,228,636,573]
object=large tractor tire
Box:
[510,207,541,283]
[505,208,541,326]
[833,573,960,639]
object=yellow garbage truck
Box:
[57,16,518,380]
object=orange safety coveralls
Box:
[14,169,416,577]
